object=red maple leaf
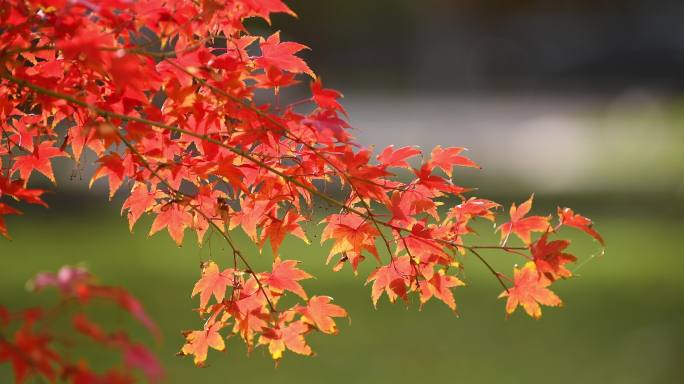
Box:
[0,177,48,207]
[90,153,134,199]
[558,207,605,246]
[311,79,345,114]
[377,145,421,169]
[429,145,480,177]
[1,313,61,383]
[256,32,314,77]
[498,195,551,244]
[531,234,577,280]
[499,262,562,319]
[0,203,21,239]
[241,0,296,22]
[12,141,64,184]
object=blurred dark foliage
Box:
[257,0,684,91]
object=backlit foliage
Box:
[0,0,604,372]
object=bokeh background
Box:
[2,1,684,383]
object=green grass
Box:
[1,205,682,383]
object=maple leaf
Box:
[412,163,470,195]
[214,155,248,194]
[311,79,345,114]
[230,199,271,242]
[1,312,60,384]
[191,261,234,309]
[255,66,299,90]
[0,177,48,207]
[179,321,226,367]
[498,195,551,244]
[256,32,314,77]
[12,141,64,184]
[429,145,480,177]
[265,260,312,299]
[366,256,413,307]
[321,214,380,273]
[258,312,312,361]
[531,234,577,280]
[148,203,193,246]
[241,0,296,23]
[90,153,133,199]
[57,32,112,68]
[499,262,562,319]
[108,54,160,93]
[0,203,21,239]
[261,211,310,258]
[389,187,440,225]
[121,183,157,232]
[377,145,421,169]
[297,296,347,335]
[448,198,500,222]
[418,270,465,311]
[558,207,605,246]
[6,115,40,152]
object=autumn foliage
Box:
[0,0,604,379]
[0,266,162,383]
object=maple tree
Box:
[0,0,605,376]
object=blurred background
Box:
[2,0,683,383]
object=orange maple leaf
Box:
[298,296,347,335]
[498,194,550,244]
[366,256,413,307]
[261,211,309,258]
[179,321,226,367]
[258,312,312,361]
[192,261,234,309]
[265,260,312,299]
[418,270,465,312]
[121,183,157,232]
[321,214,380,273]
[148,203,193,246]
[499,262,562,319]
